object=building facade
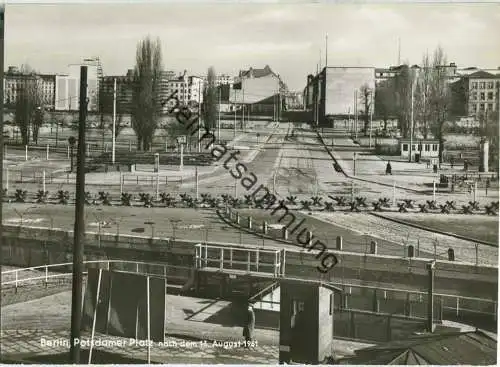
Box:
[450,70,500,119]
[4,66,56,110]
[54,65,99,112]
[231,65,285,115]
[304,66,376,126]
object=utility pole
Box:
[409,65,419,163]
[369,89,373,148]
[112,78,116,165]
[325,33,328,68]
[354,90,358,140]
[198,82,201,153]
[218,86,221,142]
[233,88,236,137]
[0,6,5,359]
[242,88,245,131]
[70,66,88,363]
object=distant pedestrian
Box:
[243,303,255,348]
[450,157,454,169]
[464,159,469,172]
[385,161,392,175]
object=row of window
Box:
[471,81,500,89]
[402,144,438,152]
[470,92,496,101]
[470,103,496,112]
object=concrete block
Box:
[236,213,240,225]
[263,221,268,234]
[248,216,252,229]
[308,231,313,247]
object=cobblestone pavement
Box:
[1,329,279,364]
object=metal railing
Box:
[247,279,497,321]
[194,243,284,277]
[1,260,190,291]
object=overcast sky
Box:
[5,2,500,91]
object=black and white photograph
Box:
[0,1,498,365]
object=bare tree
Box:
[394,64,412,138]
[428,46,452,164]
[203,67,217,132]
[131,36,163,151]
[358,84,373,135]
[374,79,396,133]
[14,65,44,145]
[414,53,433,139]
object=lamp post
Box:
[409,65,420,162]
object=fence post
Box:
[220,249,224,270]
[67,145,70,160]
[15,271,18,292]
[456,297,459,317]
[336,236,343,250]
[6,167,9,191]
[136,263,139,273]
[25,145,28,161]
[46,144,49,160]
[45,266,48,288]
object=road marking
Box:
[5,218,45,224]
[178,224,204,229]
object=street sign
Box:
[177,136,186,144]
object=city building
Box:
[4,66,56,110]
[100,74,134,115]
[231,65,286,115]
[304,66,376,126]
[54,64,99,112]
[284,91,304,110]
[164,71,204,111]
[450,69,500,119]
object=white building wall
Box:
[230,74,279,104]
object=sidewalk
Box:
[2,290,370,363]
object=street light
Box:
[409,65,420,162]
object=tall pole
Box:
[410,79,414,162]
[70,66,88,363]
[369,90,373,148]
[325,33,328,68]
[233,88,236,137]
[217,87,221,142]
[112,78,116,165]
[242,88,245,131]
[354,90,358,140]
[198,82,201,153]
[0,5,5,359]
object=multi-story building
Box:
[304,66,376,126]
[216,74,234,86]
[451,70,500,118]
[54,64,99,112]
[100,74,134,115]
[4,66,56,110]
[231,65,286,115]
[164,71,204,111]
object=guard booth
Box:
[279,279,341,364]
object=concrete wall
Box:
[1,225,497,300]
[255,307,429,343]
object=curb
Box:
[370,212,497,247]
